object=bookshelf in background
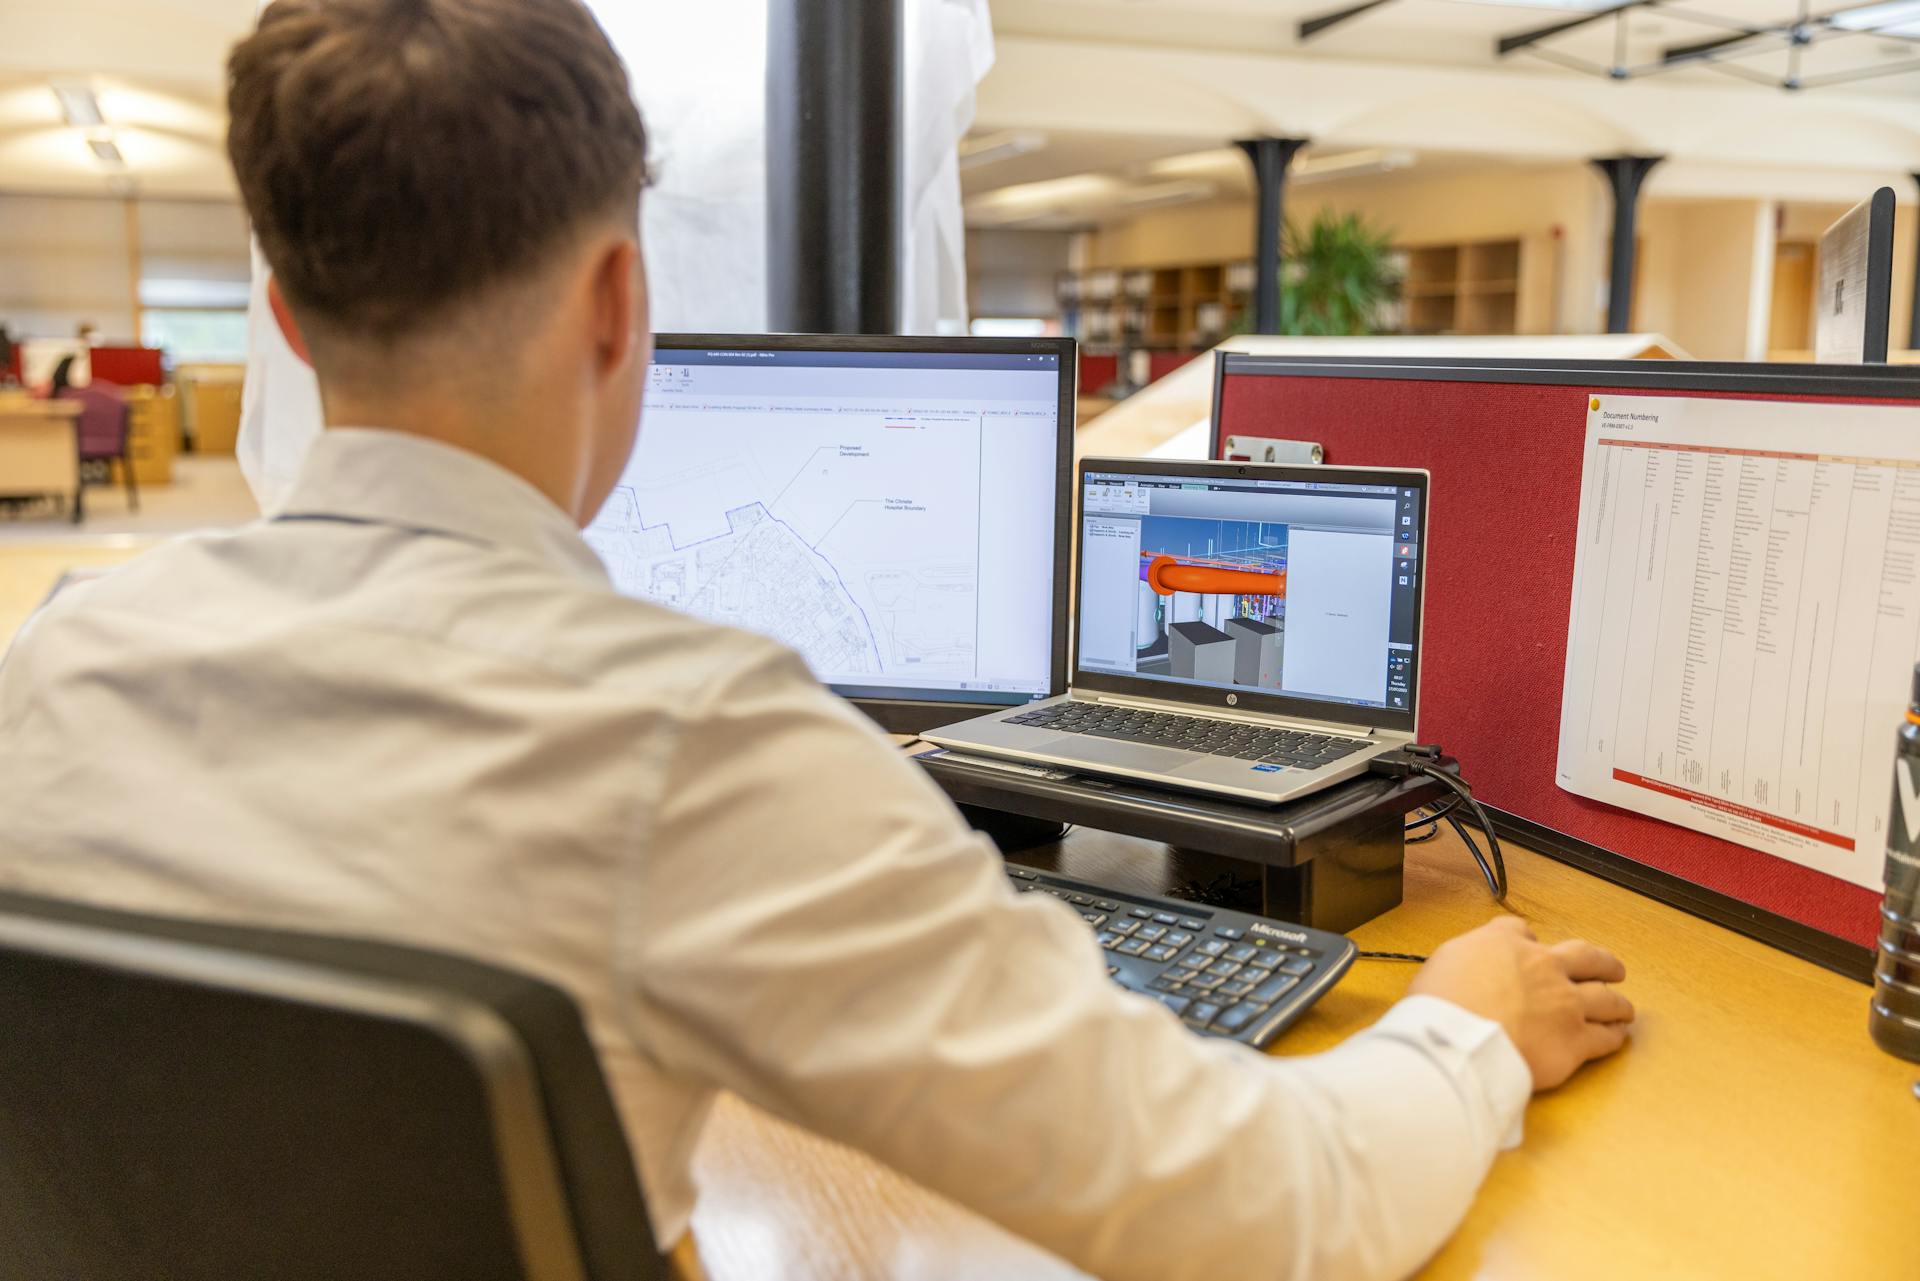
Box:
[1060,235,1536,362]
[1058,259,1254,362]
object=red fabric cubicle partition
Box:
[89,346,165,387]
[1213,356,1920,967]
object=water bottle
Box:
[1869,663,1920,1062]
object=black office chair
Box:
[0,889,668,1281]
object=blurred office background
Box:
[1,0,1918,527]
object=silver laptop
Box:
[923,457,1427,805]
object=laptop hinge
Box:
[1082,690,1382,738]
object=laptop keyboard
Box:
[1003,702,1371,770]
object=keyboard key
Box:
[1165,967,1198,983]
[1095,931,1122,949]
[1213,1001,1267,1032]
[1095,900,1121,912]
[1225,944,1258,963]
[1130,909,1153,920]
[1218,980,1255,999]
[1239,966,1273,985]
[1144,943,1178,962]
[1180,955,1213,972]
[1136,925,1167,943]
[1156,993,1192,1016]
[1150,974,1184,992]
[1110,919,1140,937]
[1163,931,1194,949]
[1214,927,1244,941]
[1069,894,1094,906]
[1081,912,1107,927]
[1178,917,1206,931]
[1152,912,1180,925]
[1116,938,1150,956]
[1184,1001,1223,1027]
[1008,867,1037,880]
[1210,960,1243,979]
[1187,972,1225,991]
[1251,948,1285,969]
[1198,939,1230,956]
[1251,974,1300,1003]
[1279,957,1314,976]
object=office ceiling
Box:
[0,0,256,199]
[969,0,1920,228]
[992,0,1920,87]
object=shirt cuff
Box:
[1369,994,1532,1151]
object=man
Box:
[0,2,1633,1278]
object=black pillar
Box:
[1591,155,1663,334]
[1235,137,1309,335]
[1909,172,1920,349]
[766,0,901,334]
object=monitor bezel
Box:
[647,332,1077,734]
[1072,454,1428,735]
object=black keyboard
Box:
[1007,865,1356,1048]
[1004,702,1372,769]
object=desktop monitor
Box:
[586,334,1075,733]
[1814,187,1894,364]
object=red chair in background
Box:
[56,382,138,523]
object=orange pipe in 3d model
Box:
[1143,554,1286,598]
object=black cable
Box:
[1357,950,1428,963]
[1416,765,1508,902]
[1404,794,1462,843]
[1371,747,1509,903]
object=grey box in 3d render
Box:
[1168,620,1235,684]
[1225,616,1283,688]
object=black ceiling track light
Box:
[1294,0,1920,91]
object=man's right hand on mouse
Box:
[1410,914,1634,1091]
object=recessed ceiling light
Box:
[52,83,104,127]
[87,138,124,166]
[959,131,1047,170]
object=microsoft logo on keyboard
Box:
[1248,922,1308,945]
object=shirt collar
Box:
[274,428,610,585]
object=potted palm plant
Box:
[1277,210,1402,336]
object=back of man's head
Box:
[227,0,648,354]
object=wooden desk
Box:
[4,545,1911,1278]
[687,825,1919,1280]
[0,397,81,510]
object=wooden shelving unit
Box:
[1058,260,1252,357]
[1057,235,1533,360]
[1396,238,1524,336]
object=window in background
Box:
[970,317,1051,338]
[143,309,249,363]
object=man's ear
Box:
[589,238,639,376]
[265,274,313,366]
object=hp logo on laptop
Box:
[1226,694,1238,706]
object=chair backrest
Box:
[59,381,130,458]
[0,890,665,1281]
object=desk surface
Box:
[687,823,1920,1281]
[3,544,1914,1279]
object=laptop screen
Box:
[1077,466,1422,722]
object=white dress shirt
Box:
[0,429,1529,1281]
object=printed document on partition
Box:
[1556,394,1920,889]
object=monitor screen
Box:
[1077,467,1422,717]
[585,338,1070,723]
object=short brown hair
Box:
[227,0,648,341]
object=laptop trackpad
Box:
[1043,735,1197,773]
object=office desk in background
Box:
[0,396,81,511]
[1,545,1913,1281]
